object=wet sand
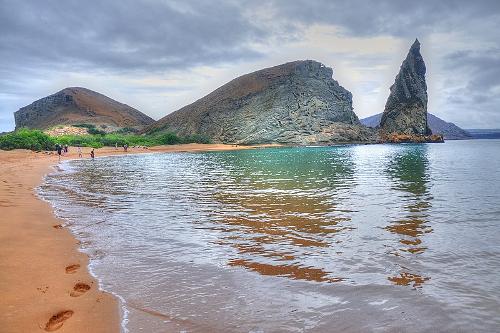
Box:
[0,143,276,333]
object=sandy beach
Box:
[0,143,275,333]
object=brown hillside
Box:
[145,60,374,144]
[14,87,154,130]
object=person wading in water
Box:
[56,144,62,162]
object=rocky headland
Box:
[145,60,375,144]
[146,40,443,145]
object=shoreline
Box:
[0,143,276,333]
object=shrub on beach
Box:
[180,134,211,144]
[0,128,56,151]
[55,133,150,148]
[154,132,181,145]
[151,132,210,145]
[0,128,211,151]
[55,135,104,148]
[54,132,211,147]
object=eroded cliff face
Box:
[146,60,375,144]
[14,87,154,130]
[380,39,432,137]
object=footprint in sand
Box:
[65,264,80,274]
[70,282,91,297]
[37,286,49,294]
[44,310,74,331]
[0,200,12,207]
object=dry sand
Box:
[0,143,276,333]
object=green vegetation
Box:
[0,128,210,151]
[0,128,56,151]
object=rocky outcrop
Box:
[361,113,472,140]
[380,39,431,137]
[44,125,89,137]
[14,87,154,130]
[145,60,375,144]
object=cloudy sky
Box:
[1,0,499,132]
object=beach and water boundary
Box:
[0,143,275,333]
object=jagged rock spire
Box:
[380,39,431,136]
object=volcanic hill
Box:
[14,87,154,131]
[145,60,374,144]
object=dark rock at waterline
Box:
[384,133,444,143]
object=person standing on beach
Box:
[90,149,95,159]
[77,146,82,158]
[115,142,118,150]
[124,144,128,152]
[56,144,62,162]
[64,145,69,154]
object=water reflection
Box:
[385,145,432,287]
[204,148,356,282]
[227,259,344,283]
[388,271,429,288]
[39,142,500,332]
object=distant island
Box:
[465,129,500,139]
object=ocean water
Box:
[39,140,500,333]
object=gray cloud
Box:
[1,0,499,131]
[445,50,500,92]
[264,0,500,38]
[0,0,265,73]
[439,49,500,126]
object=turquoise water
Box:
[40,140,500,332]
